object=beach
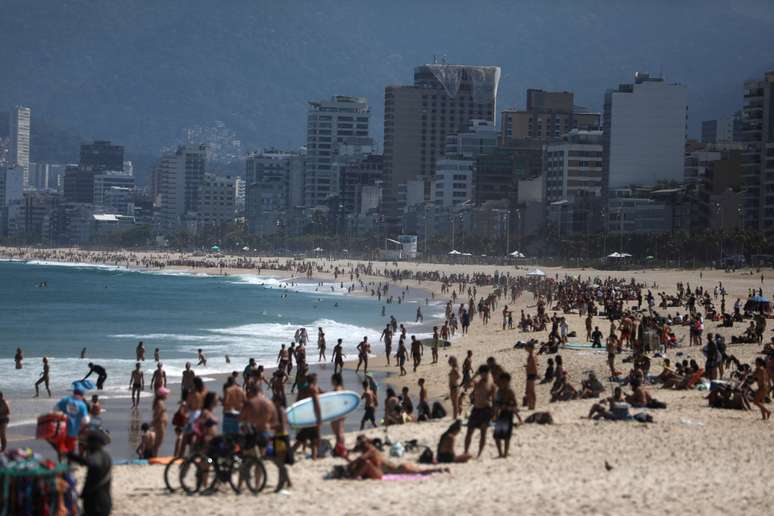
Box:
[2,246,773,515]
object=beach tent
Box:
[210,245,220,252]
[462,252,472,256]
[313,247,324,252]
[527,268,545,277]
[509,250,526,258]
[242,246,250,251]
[745,295,771,314]
[448,249,462,255]
[607,252,631,259]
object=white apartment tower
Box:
[8,106,31,187]
[305,96,370,207]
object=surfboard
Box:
[286,390,360,428]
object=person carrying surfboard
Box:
[292,373,322,460]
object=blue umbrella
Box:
[72,379,96,392]
[751,295,769,303]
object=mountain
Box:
[1,0,772,157]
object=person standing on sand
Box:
[34,357,51,397]
[0,392,9,452]
[129,363,144,408]
[356,337,369,374]
[180,362,195,401]
[277,344,289,372]
[381,324,393,365]
[396,338,408,376]
[360,380,378,429]
[431,326,440,364]
[152,387,169,456]
[524,342,538,410]
[493,372,521,458]
[448,357,461,419]
[752,357,771,420]
[410,335,423,372]
[222,375,245,435]
[332,339,346,375]
[292,373,322,460]
[330,373,346,455]
[464,365,496,458]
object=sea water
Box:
[0,260,440,419]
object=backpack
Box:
[431,401,446,419]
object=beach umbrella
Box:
[462,252,472,256]
[527,268,545,277]
[313,247,324,252]
[751,295,769,303]
[620,252,633,258]
[242,246,250,251]
[448,249,462,255]
[606,252,622,259]
[72,379,95,392]
[211,245,220,251]
[509,250,526,258]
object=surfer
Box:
[292,373,322,460]
[332,339,346,375]
[34,357,51,397]
[83,362,108,390]
[356,337,370,374]
[129,363,144,408]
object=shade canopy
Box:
[527,268,546,277]
[448,249,462,255]
[509,250,526,258]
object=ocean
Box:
[0,260,439,429]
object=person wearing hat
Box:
[55,387,90,458]
[67,428,112,516]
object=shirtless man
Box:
[525,342,538,410]
[0,392,9,452]
[464,365,496,458]
[381,324,393,365]
[240,383,278,455]
[360,380,378,429]
[292,374,322,460]
[331,339,346,375]
[271,369,288,408]
[277,344,289,373]
[181,377,207,456]
[606,333,620,377]
[410,335,423,372]
[196,348,207,367]
[150,362,167,392]
[129,363,144,408]
[222,375,246,435]
[356,337,369,374]
[431,327,440,364]
[752,357,771,420]
[136,341,145,361]
[396,338,408,376]
[448,356,462,419]
[180,362,195,402]
[330,373,346,454]
[417,378,430,420]
[34,357,51,397]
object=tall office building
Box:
[80,140,124,172]
[155,144,207,230]
[741,71,774,235]
[501,89,600,143]
[383,63,501,230]
[603,73,688,190]
[701,112,743,144]
[8,106,31,187]
[305,96,370,207]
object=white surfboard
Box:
[286,390,360,428]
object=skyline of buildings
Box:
[1,63,771,253]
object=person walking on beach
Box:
[151,362,167,392]
[292,373,322,460]
[431,327,440,364]
[34,357,51,397]
[123,363,142,408]
[396,338,408,376]
[136,341,145,361]
[360,380,378,429]
[181,362,195,401]
[277,344,289,372]
[356,337,370,374]
[381,324,393,365]
[0,392,9,452]
[752,357,771,420]
[332,339,346,374]
[317,328,327,362]
[14,348,23,369]
[196,348,207,367]
[410,335,423,372]
[449,357,461,419]
[83,362,108,390]
[525,342,538,410]
[464,365,495,458]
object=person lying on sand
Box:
[345,436,449,479]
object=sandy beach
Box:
[2,246,773,515]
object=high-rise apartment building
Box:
[8,106,31,187]
[501,90,600,142]
[430,159,474,207]
[305,96,370,207]
[544,130,605,203]
[339,154,383,214]
[196,173,236,228]
[603,73,688,190]
[383,63,501,230]
[740,71,774,234]
[701,112,743,144]
[155,144,207,230]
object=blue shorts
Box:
[223,412,240,435]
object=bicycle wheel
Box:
[235,455,267,494]
[179,454,210,495]
[163,456,185,492]
[204,454,240,494]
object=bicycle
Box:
[179,435,268,495]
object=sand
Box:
[3,246,774,515]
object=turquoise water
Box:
[0,260,436,401]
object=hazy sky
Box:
[1,0,772,152]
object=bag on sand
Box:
[431,402,446,419]
[418,447,434,464]
[524,412,553,425]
